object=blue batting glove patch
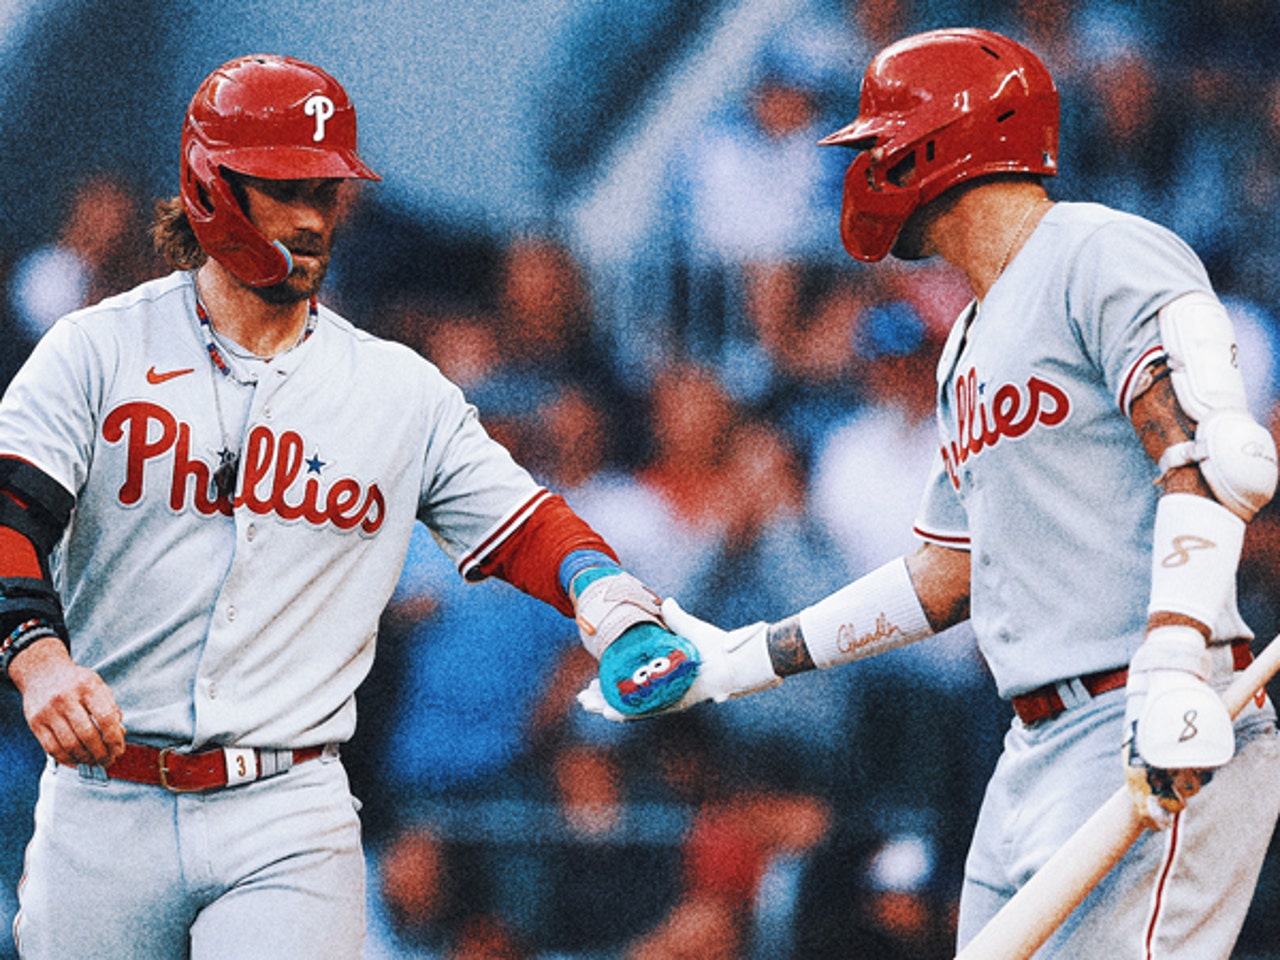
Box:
[598,623,700,716]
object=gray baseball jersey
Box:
[914,202,1280,959]
[0,269,545,749]
[913,202,1215,697]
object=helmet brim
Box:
[216,145,381,182]
[818,116,883,149]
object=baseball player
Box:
[0,54,694,959]
[580,29,1280,958]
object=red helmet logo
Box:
[819,29,1059,262]
[179,54,380,287]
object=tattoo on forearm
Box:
[943,593,970,628]
[1130,358,1172,402]
[767,616,815,677]
[1131,359,1198,474]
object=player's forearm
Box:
[1132,357,1233,642]
[6,634,76,693]
[765,616,814,677]
[1129,301,1278,646]
[765,546,970,677]
[578,547,971,721]
[904,543,972,630]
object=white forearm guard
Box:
[797,557,933,669]
[1148,492,1248,641]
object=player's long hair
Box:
[151,196,206,271]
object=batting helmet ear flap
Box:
[181,136,293,288]
[835,150,922,262]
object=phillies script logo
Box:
[103,401,385,532]
[941,368,1071,489]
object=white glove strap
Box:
[1129,625,1212,682]
[1148,493,1245,635]
[797,557,933,669]
[574,572,663,660]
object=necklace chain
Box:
[996,198,1050,279]
[193,285,318,501]
[194,295,318,379]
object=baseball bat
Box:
[955,634,1280,960]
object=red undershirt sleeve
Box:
[474,494,618,617]
[0,527,42,579]
[0,490,44,579]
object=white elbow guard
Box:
[1157,409,1277,521]
[1157,293,1278,520]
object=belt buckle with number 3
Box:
[223,746,258,787]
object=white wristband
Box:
[1148,493,1244,631]
[798,557,933,669]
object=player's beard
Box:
[891,207,931,261]
[253,231,331,306]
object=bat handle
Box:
[1221,636,1280,718]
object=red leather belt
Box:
[1011,639,1254,726]
[63,742,328,793]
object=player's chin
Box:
[255,257,329,305]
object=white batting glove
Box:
[1123,626,1235,829]
[577,598,782,723]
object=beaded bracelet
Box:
[0,617,61,682]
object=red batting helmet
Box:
[180,54,380,287]
[819,28,1058,262]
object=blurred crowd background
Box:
[3,0,1280,958]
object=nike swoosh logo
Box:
[146,365,195,384]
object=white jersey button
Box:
[246,523,257,542]
[226,605,237,621]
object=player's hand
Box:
[1122,627,1233,829]
[9,636,127,767]
[585,621,701,719]
[577,598,781,722]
